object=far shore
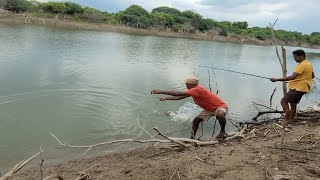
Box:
[1,11,319,50]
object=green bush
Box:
[5,0,32,12]
[64,2,83,15]
[172,23,183,32]
[40,2,67,14]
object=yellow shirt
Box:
[288,60,313,93]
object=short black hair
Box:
[292,49,305,57]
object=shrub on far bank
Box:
[2,0,319,47]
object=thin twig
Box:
[210,64,220,94]
[39,146,44,180]
[270,88,277,107]
[177,170,181,179]
[269,18,283,68]
[252,101,277,111]
[169,168,179,180]
[144,133,157,150]
[137,118,152,137]
[207,70,212,92]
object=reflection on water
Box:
[0,23,320,170]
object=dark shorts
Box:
[282,90,306,104]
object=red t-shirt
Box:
[186,85,227,111]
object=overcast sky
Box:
[40,0,319,34]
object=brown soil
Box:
[0,10,319,50]
[6,120,320,180]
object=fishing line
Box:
[210,64,220,95]
[199,65,270,80]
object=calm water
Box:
[0,23,320,170]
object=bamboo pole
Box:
[281,46,288,95]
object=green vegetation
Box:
[2,0,320,46]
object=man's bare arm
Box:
[151,89,188,96]
[270,72,299,82]
[160,95,189,101]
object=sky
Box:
[39,0,319,34]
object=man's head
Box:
[185,75,199,89]
[292,49,306,63]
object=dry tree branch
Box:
[252,110,284,121]
[270,88,277,107]
[153,127,191,148]
[269,18,283,68]
[0,150,43,180]
[50,132,171,155]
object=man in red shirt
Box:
[151,75,228,141]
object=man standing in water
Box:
[270,49,314,129]
[151,75,228,141]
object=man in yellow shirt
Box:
[270,49,314,128]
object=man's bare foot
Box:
[216,132,227,142]
[284,123,293,131]
[286,123,293,128]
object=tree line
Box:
[1,0,320,46]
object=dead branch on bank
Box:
[252,110,284,121]
[153,127,191,148]
[0,150,43,180]
[50,132,171,155]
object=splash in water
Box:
[170,102,202,123]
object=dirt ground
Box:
[5,119,319,180]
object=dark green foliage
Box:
[120,5,150,28]
[172,15,189,24]
[40,2,67,14]
[151,6,181,15]
[151,12,174,26]
[80,7,110,22]
[123,5,149,17]
[204,18,217,29]
[5,0,32,12]
[181,10,202,19]
[64,2,83,15]
[172,23,183,32]
[232,21,248,29]
[311,32,320,36]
